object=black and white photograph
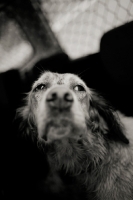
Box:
[0,0,133,200]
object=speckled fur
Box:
[17,72,133,200]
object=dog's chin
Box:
[37,118,89,174]
[38,117,86,144]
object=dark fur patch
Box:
[89,91,129,144]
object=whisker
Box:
[35,64,45,75]
[78,67,91,78]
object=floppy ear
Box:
[89,91,129,144]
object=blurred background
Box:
[0,0,133,112]
[41,0,133,59]
[0,0,133,199]
[0,0,133,73]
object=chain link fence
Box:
[40,0,133,59]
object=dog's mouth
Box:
[39,118,85,143]
[45,121,72,142]
[37,117,89,174]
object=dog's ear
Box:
[89,91,129,144]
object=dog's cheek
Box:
[81,96,90,119]
[71,96,87,130]
[24,95,40,134]
[36,97,49,139]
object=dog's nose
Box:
[46,87,73,110]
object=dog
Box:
[17,71,133,200]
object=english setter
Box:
[17,71,133,200]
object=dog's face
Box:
[18,72,129,174]
[32,72,90,142]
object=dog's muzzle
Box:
[46,86,74,111]
[37,86,77,142]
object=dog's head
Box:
[17,72,129,174]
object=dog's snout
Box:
[46,87,73,110]
[64,92,73,102]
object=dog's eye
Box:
[34,84,46,92]
[74,85,85,91]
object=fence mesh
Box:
[40,0,133,59]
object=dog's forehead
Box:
[34,72,86,86]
